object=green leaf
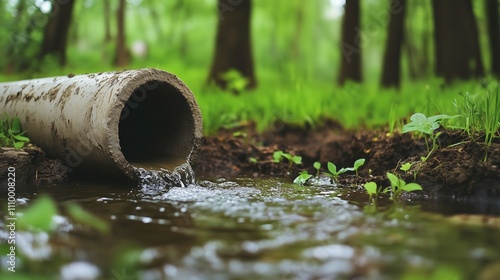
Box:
[66,203,110,234]
[327,162,337,175]
[13,134,30,142]
[249,157,257,163]
[293,171,312,186]
[273,151,283,163]
[13,141,25,150]
[0,132,7,139]
[402,183,423,192]
[410,113,427,123]
[400,162,412,172]
[353,158,365,170]
[363,182,378,196]
[282,153,293,161]
[386,172,400,188]
[313,162,321,170]
[337,167,348,175]
[11,117,21,134]
[292,156,302,165]
[18,195,58,232]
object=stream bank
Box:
[194,119,500,197]
[2,119,499,197]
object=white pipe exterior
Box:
[0,68,203,180]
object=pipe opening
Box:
[118,81,195,169]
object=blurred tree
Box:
[486,0,500,77]
[338,0,362,86]
[103,0,112,43]
[39,0,76,66]
[114,0,129,66]
[208,0,256,91]
[5,0,26,72]
[404,0,432,80]
[381,0,406,88]
[432,0,483,82]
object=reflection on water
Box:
[2,177,500,279]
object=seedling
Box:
[293,170,312,186]
[363,172,422,203]
[400,162,412,172]
[313,161,321,177]
[402,113,455,161]
[363,182,379,202]
[322,158,365,179]
[273,150,302,170]
[0,114,30,150]
[385,172,423,201]
[322,162,348,179]
[350,158,365,176]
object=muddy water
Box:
[2,175,500,279]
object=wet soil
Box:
[0,146,67,192]
[193,119,500,197]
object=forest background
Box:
[0,0,499,134]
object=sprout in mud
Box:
[273,150,302,170]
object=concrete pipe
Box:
[0,68,203,181]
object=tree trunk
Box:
[337,0,362,86]
[114,0,129,67]
[486,0,500,76]
[103,0,112,43]
[39,0,76,66]
[207,0,256,91]
[432,0,484,82]
[381,0,406,88]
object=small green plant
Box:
[248,157,257,164]
[0,114,30,150]
[313,161,321,177]
[322,159,365,179]
[385,172,423,201]
[322,162,348,179]
[453,86,500,150]
[363,182,380,202]
[18,195,110,234]
[350,158,365,176]
[363,172,422,203]
[402,113,455,161]
[400,162,412,172]
[293,170,312,186]
[273,150,302,170]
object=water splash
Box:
[134,162,196,195]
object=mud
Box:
[193,119,500,197]
[0,146,67,192]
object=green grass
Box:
[1,53,498,137]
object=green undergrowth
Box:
[1,58,498,136]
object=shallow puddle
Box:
[2,177,500,279]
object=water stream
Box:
[2,167,500,279]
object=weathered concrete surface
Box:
[0,68,203,181]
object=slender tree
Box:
[432,0,484,82]
[114,0,129,66]
[103,0,112,43]
[39,0,76,66]
[337,0,362,86]
[381,0,406,88]
[208,0,256,91]
[486,0,500,77]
